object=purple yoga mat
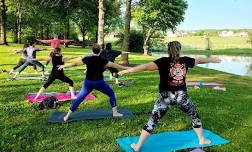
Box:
[186,81,222,86]
[191,148,205,152]
[26,92,96,103]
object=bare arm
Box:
[38,40,52,44]
[118,62,158,75]
[106,61,129,70]
[36,57,51,62]
[58,61,84,70]
[195,57,221,65]
[62,56,80,61]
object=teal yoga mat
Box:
[116,129,229,152]
[48,108,133,123]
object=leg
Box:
[34,76,55,100]
[175,91,211,145]
[58,74,75,99]
[95,80,122,117]
[11,58,25,74]
[31,61,45,76]
[13,61,30,78]
[33,64,37,73]
[65,80,93,121]
[132,93,172,151]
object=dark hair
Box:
[23,43,29,49]
[52,48,61,56]
[29,41,35,46]
[92,44,101,54]
[105,43,112,50]
[101,44,105,49]
[168,41,182,62]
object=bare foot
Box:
[113,111,123,117]
[199,138,211,145]
[71,96,77,100]
[63,116,69,122]
[131,143,140,152]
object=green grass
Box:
[0,44,252,151]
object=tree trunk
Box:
[13,21,18,43]
[97,0,104,45]
[119,0,131,65]
[45,24,50,39]
[0,0,8,45]
[82,30,86,48]
[17,2,22,44]
[143,28,152,55]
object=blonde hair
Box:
[168,41,182,62]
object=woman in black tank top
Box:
[33,48,78,101]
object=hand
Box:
[57,65,64,70]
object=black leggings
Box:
[143,91,202,133]
[13,58,37,70]
[107,67,119,78]
[43,72,74,89]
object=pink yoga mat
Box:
[27,93,96,103]
[186,81,222,86]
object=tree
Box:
[98,0,105,45]
[133,0,188,55]
[120,0,131,65]
[0,0,7,45]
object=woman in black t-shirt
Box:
[33,48,78,101]
[58,44,129,122]
[119,41,221,151]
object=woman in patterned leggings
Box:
[119,41,221,152]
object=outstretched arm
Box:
[62,56,80,61]
[195,57,221,65]
[36,57,51,62]
[38,40,52,44]
[118,62,158,75]
[58,61,84,70]
[106,61,129,70]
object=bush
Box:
[116,30,144,52]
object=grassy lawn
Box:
[0,44,252,151]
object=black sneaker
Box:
[118,82,126,87]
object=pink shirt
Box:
[40,39,72,48]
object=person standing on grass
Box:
[34,48,79,101]
[12,41,47,79]
[100,43,129,84]
[9,43,38,74]
[37,34,74,67]
[58,44,129,122]
[118,41,221,152]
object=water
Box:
[151,52,252,77]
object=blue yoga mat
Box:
[116,129,229,152]
[48,108,133,123]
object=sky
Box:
[178,0,252,30]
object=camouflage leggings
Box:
[143,91,202,133]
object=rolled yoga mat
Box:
[48,108,133,123]
[26,92,96,103]
[116,129,229,152]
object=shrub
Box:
[116,30,144,52]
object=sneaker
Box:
[118,82,126,87]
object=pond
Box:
[151,52,252,77]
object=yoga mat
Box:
[48,108,133,123]
[187,81,222,86]
[7,77,48,81]
[116,129,229,152]
[27,92,95,103]
[12,71,49,75]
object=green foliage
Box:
[116,30,144,52]
[248,32,252,45]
